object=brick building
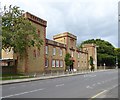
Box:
[1,12,97,74]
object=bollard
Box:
[43,73,45,76]
[34,73,36,77]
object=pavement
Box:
[1,69,118,98]
[0,69,111,85]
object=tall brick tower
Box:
[17,12,47,74]
[82,44,97,70]
[53,32,78,69]
[53,32,77,52]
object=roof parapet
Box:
[23,12,47,27]
[53,32,77,40]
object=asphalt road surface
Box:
[1,69,119,99]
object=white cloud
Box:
[1,0,119,47]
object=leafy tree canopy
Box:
[2,5,43,58]
[64,53,72,66]
[64,53,73,71]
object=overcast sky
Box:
[1,0,119,47]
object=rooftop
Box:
[23,12,47,27]
[53,32,77,40]
[46,39,66,48]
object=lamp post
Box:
[116,56,118,69]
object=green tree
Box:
[2,5,43,58]
[64,53,72,71]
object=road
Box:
[1,69,118,99]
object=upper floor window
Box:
[78,53,80,58]
[6,49,9,54]
[53,47,56,56]
[71,51,74,57]
[60,49,63,56]
[46,46,48,54]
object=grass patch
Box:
[2,73,24,77]
[1,76,34,80]
[1,73,34,80]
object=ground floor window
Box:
[52,60,55,67]
[51,60,64,68]
[45,59,48,67]
[60,60,63,67]
[56,60,59,67]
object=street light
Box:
[116,56,118,69]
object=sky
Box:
[1,0,119,47]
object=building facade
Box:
[1,12,97,74]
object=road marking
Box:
[2,88,44,98]
[84,74,96,78]
[91,90,107,99]
[86,85,93,89]
[107,84,118,91]
[97,82,101,85]
[56,84,64,87]
[92,84,96,86]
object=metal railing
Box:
[1,68,117,80]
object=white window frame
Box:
[52,60,55,67]
[56,60,59,67]
[60,60,63,67]
[53,47,56,56]
[60,49,62,56]
[46,46,48,55]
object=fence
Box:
[2,66,17,74]
[1,68,117,80]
